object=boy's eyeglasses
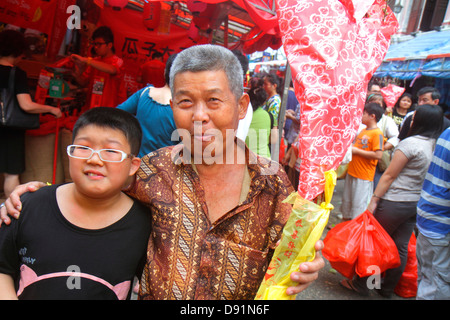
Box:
[67,145,134,163]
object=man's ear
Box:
[238,93,250,120]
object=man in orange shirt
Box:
[71,26,124,108]
[341,103,384,220]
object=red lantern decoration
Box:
[108,0,128,10]
[187,0,216,30]
[143,1,161,31]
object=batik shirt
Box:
[127,144,293,300]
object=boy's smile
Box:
[84,169,105,180]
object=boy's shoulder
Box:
[13,185,58,226]
[21,184,56,206]
[359,126,383,137]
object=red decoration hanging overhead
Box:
[143,1,161,30]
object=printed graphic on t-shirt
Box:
[17,264,131,299]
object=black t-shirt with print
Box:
[0,184,151,300]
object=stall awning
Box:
[374,30,450,79]
[114,0,282,54]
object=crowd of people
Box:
[0,24,449,300]
[338,81,449,299]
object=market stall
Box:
[374,29,450,108]
[0,0,284,184]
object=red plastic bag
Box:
[323,214,363,279]
[323,210,400,278]
[394,233,418,298]
[356,211,401,277]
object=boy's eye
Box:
[75,146,91,153]
[99,149,125,161]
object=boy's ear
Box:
[128,157,141,176]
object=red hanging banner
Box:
[98,6,207,96]
[0,0,56,35]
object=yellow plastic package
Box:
[255,170,336,300]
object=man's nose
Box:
[192,103,209,123]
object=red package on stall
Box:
[394,233,418,298]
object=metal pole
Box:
[272,61,291,162]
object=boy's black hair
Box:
[364,102,384,122]
[72,107,142,156]
[0,29,28,58]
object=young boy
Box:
[71,26,124,108]
[341,103,384,220]
[0,107,150,299]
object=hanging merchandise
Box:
[158,2,172,34]
[143,1,161,31]
[90,76,105,109]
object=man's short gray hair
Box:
[169,44,244,101]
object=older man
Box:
[398,87,450,140]
[1,45,324,300]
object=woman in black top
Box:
[392,93,413,129]
[0,29,61,197]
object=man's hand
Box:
[0,181,46,226]
[287,240,325,296]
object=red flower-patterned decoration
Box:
[276,0,399,200]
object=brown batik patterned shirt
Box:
[127,144,293,300]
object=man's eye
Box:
[177,99,192,107]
